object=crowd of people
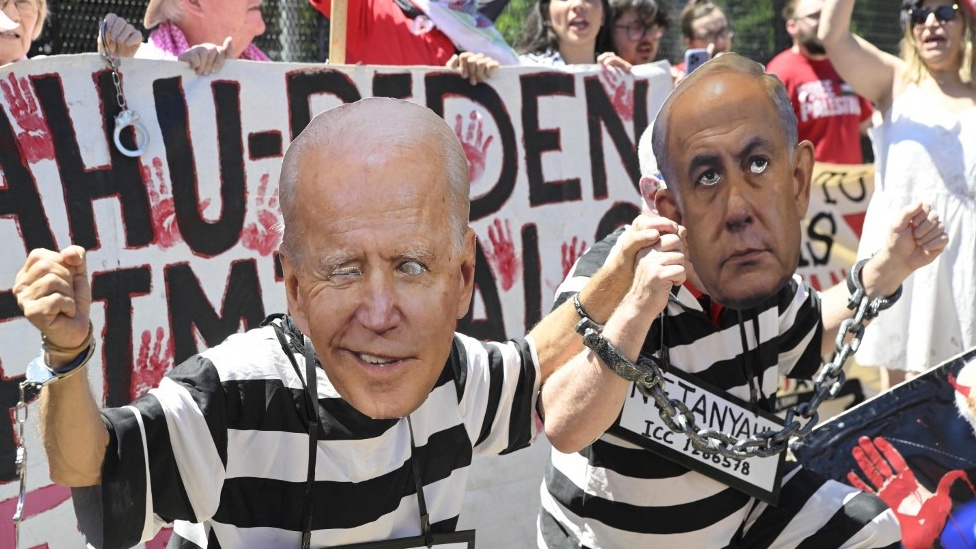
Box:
[4,0,976,548]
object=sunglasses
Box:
[907,4,958,26]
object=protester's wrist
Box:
[860,250,908,300]
[43,322,94,369]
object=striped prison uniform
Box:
[71,317,540,548]
[537,227,901,549]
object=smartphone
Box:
[684,48,710,75]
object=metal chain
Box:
[12,382,39,549]
[580,283,896,461]
[99,21,128,111]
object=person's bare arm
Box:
[537,223,685,453]
[819,0,904,111]
[13,246,108,486]
[528,216,680,382]
[819,202,947,353]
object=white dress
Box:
[857,83,976,372]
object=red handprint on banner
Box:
[847,436,975,549]
[241,173,281,256]
[598,66,634,121]
[454,110,495,183]
[483,218,520,291]
[561,236,588,279]
[142,157,181,249]
[141,156,210,249]
[133,327,175,400]
[0,72,55,163]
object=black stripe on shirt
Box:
[128,394,198,524]
[586,438,691,479]
[211,423,472,530]
[539,505,583,549]
[447,336,468,402]
[223,378,401,440]
[544,459,751,534]
[98,410,151,549]
[168,532,207,549]
[500,338,537,454]
[473,338,504,447]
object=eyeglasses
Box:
[694,27,734,42]
[907,4,958,26]
[613,21,663,41]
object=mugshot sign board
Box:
[613,366,786,504]
[0,54,669,549]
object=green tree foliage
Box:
[496,0,535,49]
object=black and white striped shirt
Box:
[539,227,823,548]
[84,318,540,548]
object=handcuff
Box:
[12,324,96,549]
[99,20,149,157]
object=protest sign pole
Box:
[329,0,347,64]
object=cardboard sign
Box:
[612,367,786,504]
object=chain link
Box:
[99,21,128,111]
[12,382,36,549]
[580,281,896,460]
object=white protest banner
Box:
[796,162,874,290]
[0,54,671,548]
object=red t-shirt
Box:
[311,0,456,66]
[766,49,873,164]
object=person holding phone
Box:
[672,0,733,79]
[819,0,976,391]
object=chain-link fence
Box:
[29,1,904,69]
[653,0,903,66]
[29,0,326,62]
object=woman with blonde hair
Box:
[0,0,47,65]
[819,0,976,390]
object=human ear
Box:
[792,140,815,218]
[639,174,666,215]
[785,17,799,39]
[655,187,683,225]
[455,228,477,320]
[182,0,204,16]
[279,251,310,335]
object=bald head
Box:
[278,98,471,265]
[651,53,798,189]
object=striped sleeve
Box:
[454,333,541,456]
[97,354,228,546]
[777,275,824,379]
